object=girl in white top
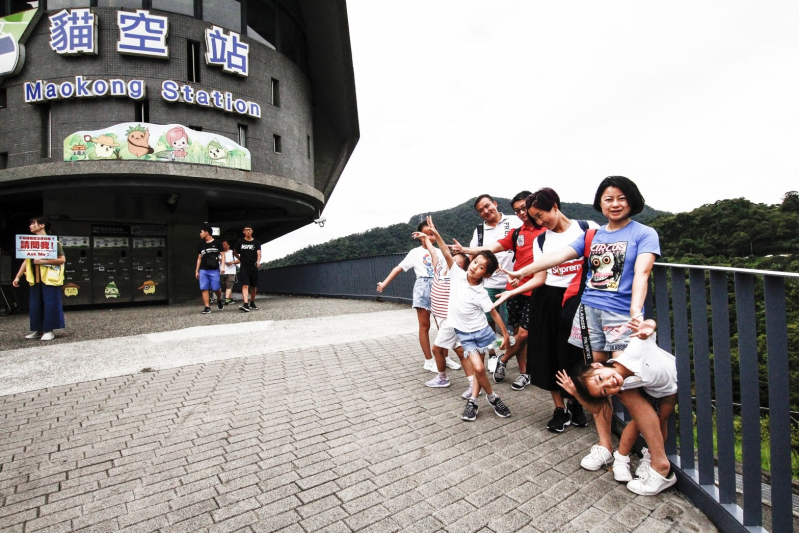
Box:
[556,320,678,496]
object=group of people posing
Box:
[378,176,679,497]
[196,224,263,314]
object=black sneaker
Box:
[568,400,588,427]
[202,307,211,314]
[546,407,572,433]
[493,361,507,383]
[487,395,511,418]
[223,298,233,305]
[461,400,478,421]
[217,300,224,310]
[239,304,250,313]
[511,374,531,391]
[249,302,258,310]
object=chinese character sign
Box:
[117,10,168,58]
[49,9,97,55]
[205,26,249,77]
[16,235,58,259]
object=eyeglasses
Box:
[513,206,526,213]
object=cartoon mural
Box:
[138,280,158,295]
[64,123,251,170]
[64,283,80,297]
[104,281,120,299]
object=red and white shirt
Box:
[430,262,451,321]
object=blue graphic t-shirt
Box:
[568,221,660,315]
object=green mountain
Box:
[267,197,670,268]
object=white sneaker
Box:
[580,445,613,471]
[423,359,438,373]
[425,376,451,388]
[40,332,55,341]
[635,447,651,478]
[461,386,483,399]
[25,332,42,339]
[487,355,498,373]
[445,357,462,370]
[626,465,677,496]
[612,451,633,482]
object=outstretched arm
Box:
[426,216,454,270]
[412,232,438,272]
[377,266,404,292]
[630,253,656,318]
[506,246,579,279]
[451,239,503,256]
[493,271,546,308]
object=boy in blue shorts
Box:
[196,225,224,314]
[424,216,512,421]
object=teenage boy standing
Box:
[196,225,225,314]
[235,225,262,312]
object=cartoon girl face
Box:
[171,136,188,150]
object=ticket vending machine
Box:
[92,237,132,303]
[60,236,93,306]
[131,237,168,302]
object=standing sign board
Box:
[15,235,58,259]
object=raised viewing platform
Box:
[0,297,717,532]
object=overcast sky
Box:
[262,0,798,262]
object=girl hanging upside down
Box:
[556,318,678,496]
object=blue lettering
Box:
[45,83,58,99]
[211,90,223,108]
[225,91,232,111]
[92,79,108,96]
[161,80,179,102]
[24,81,43,103]
[196,90,210,106]
[59,82,75,98]
[76,76,91,97]
[128,80,145,100]
[110,79,126,96]
[234,98,247,114]
[180,84,194,103]
[249,102,261,118]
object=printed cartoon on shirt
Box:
[422,253,433,277]
[588,241,627,291]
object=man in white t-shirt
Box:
[465,194,522,334]
[220,240,238,305]
[377,221,446,372]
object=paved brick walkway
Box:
[0,326,716,532]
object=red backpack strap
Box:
[584,228,597,258]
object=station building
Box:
[0,0,359,306]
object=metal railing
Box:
[261,256,799,532]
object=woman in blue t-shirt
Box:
[502,176,674,495]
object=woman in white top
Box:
[494,188,599,433]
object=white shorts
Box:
[433,318,461,350]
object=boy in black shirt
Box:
[196,225,225,314]
[234,225,262,311]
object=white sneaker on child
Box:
[461,387,482,400]
[580,445,613,471]
[487,354,498,373]
[626,465,677,496]
[612,451,633,482]
[423,359,437,373]
[635,447,652,478]
[425,376,450,388]
[445,357,461,370]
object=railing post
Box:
[763,275,792,532]
[734,272,762,527]
[709,270,736,505]
[653,265,676,456]
[689,269,714,486]
[671,268,695,472]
